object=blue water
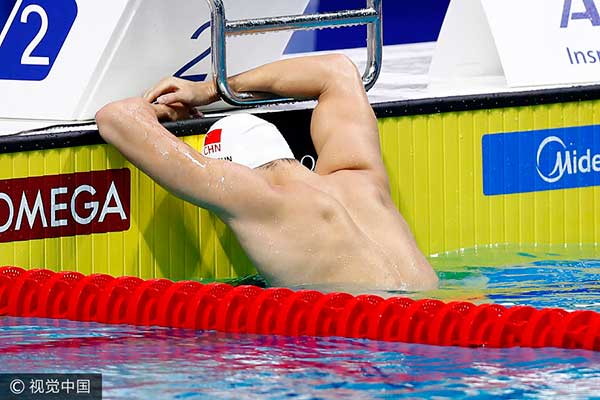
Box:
[2,248,600,399]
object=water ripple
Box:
[1,247,600,399]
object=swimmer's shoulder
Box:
[321,169,392,207]
[275,178,352,223]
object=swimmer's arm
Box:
[145,55,388,185]
[228,55,388,183]
[95,98,280,221]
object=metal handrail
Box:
[206,0,383,106]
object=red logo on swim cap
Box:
[204,129,222,145]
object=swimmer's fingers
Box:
[151,103,177,121]
[145,77,219,107]
[144,77,195,105]
[143,76,180,102]
[189,107,203,119]
[143,78,177,102]
[152,103,198,122]
[156,92,184,106]
[154,85,196,106]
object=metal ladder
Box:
[205,0,383,106]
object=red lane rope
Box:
[1,266,600,351]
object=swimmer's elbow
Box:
[323,54,361,85]
[96,102,123,143]
[96,98,151,144]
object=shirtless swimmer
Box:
[95,55,439,291]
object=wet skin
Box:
[95,55,439,291]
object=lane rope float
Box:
[1,266,599,351]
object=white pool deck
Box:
[1,42,599,137]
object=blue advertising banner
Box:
[482,125,600,195]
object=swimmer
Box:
[95,55,439,291]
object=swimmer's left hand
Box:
[144,77,218,107]
[152,103,203,122]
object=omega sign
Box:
[0,169,130,243]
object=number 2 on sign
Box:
[174,21,211,82]
[0,0,49,65]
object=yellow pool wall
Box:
[1,98,598,280]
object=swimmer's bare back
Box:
[95,55,439,291]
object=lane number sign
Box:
[0,0,77,81]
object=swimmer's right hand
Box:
[151,102,202,122]
[143,77,219,108]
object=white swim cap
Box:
[202,114,295,169]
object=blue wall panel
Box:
[286,0,450,53]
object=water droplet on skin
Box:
[181,149,206,169]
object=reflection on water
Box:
[1,245,600,399]
[427,244,600,310]
[1,317,600,399]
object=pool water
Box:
[426,245,600,311]
[1,246,600,399]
